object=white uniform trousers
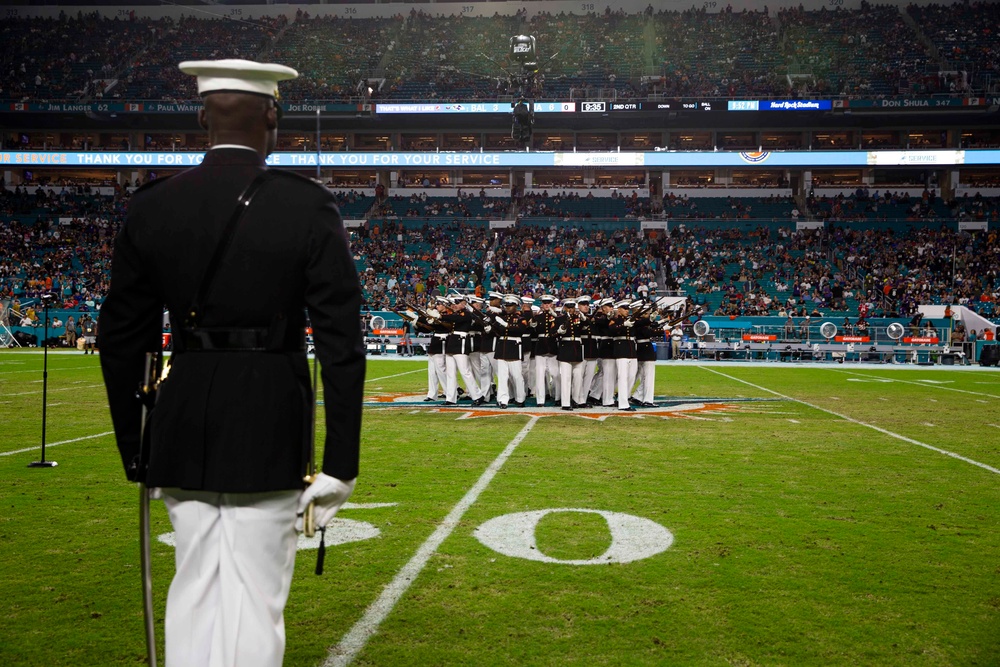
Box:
[577,359,600,404]
[446,353,482,402]
[496,358,526,406]
[615,357,638,409]
[471,350,491,400]
[483,351,497,399]
[427,353,447,399]
[162,489,299,667]
[559,360,585,407]
[534,354,560,405]
[521,352,533,396]
[485,350,497,382]
[601,358,618,406]
[631,360,656,404]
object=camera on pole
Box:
[509,35,538,147]
[511,99,533,145]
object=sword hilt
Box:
[302,473,317,538]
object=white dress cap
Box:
[179,59,299,99]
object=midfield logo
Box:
[365,393,782,421]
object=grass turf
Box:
[1,351,998,666]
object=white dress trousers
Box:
[427,352,446,399]
[445,353,482,402]
[577,359,600,404]
[601,358,618,406]
[632,360,656,404]
[615,357,638,409]
[559,360,586,408]
[534,354,560,405]
[162,488,299,667]
[496,357,526,405]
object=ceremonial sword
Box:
[138,351,162,667]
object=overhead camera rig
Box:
[509,35,538,147]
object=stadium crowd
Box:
[4,2,1000,104]
[3,183,1000,329]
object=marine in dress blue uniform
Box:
[98,60,364,667]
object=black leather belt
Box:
[177,327,305,352]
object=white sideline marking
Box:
[922,423,936,427]
[7,383,104,397]
[364,368,423,383]
[989,424,1000,429]
[833,369,1000,399]
[324,416,541,667]
[0,431,114,457]
[700,367,1000,476]
[0,364,98,375]
[787,419,801,424]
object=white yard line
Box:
[0,365,99,375]
[700,367,1000,476]
[364,368,424,383]
[5,383,104,397]
[323,416,541,667]
[1,431,114,457]
[832,368,1000,399]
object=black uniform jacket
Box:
[520,308,536,356]
[634,319,657,362]
[608,315,638,358]
[594,312,614,358]
[416,317,449,354]
[554,312,585,363]
[490,311,529,361]
[441,309,474,354]
[580,316,600,360]
[532,310,559,355]
[99,147,365,492]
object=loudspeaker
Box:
[980,344,1000,367]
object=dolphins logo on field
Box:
[364,392,782,421]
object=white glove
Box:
[488,306,502,314]
[529,320,538,328]
[557,326,567,335]
[296,473,356,531]
[494,317,508,328]
[483,324,492,333]
[623,319,634,328]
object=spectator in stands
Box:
[65,315,77,348]
[799,315,811,340]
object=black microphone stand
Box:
[29,295,58,468]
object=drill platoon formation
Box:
[396,293,700,411]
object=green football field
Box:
[2,350,999,666]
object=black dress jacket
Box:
[99,147,365,492]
